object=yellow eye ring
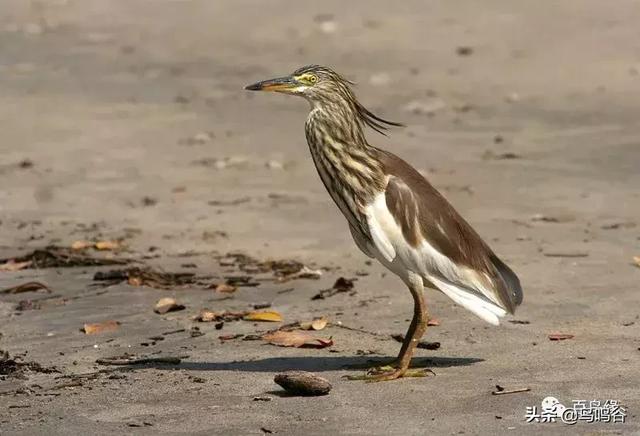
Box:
[308,75,318,84]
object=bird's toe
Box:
[343,367,434,382]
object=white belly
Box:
[361,192,507,325]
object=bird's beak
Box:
[244,75,298,93]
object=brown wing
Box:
[377,149,523,313]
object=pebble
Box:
[274,371,332,396]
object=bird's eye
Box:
[308,75,318,84]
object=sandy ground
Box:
[1,1,639,434]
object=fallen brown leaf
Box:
[548,333,574,341]
[0,281,52,294]
[219,334,243,341]
[218,253,324,282]
[94,267,197,289]
[262,330,333,348]
[0,260,33,271]
[427,318,440,326]
[244,310,283,322]
[0,246,126,269]
[154,297,185,314]
[311,277,356,300]
[83,320,120,335]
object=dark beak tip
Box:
[244,83,262,91]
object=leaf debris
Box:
[548,333,574,341]
[311,277,356,300]
[0,246,126,269]
[1,281,52,294]
[243,310,283,322]
[262,330,333,348]
[82,320,120,335]
[93,267,197,289]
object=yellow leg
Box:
[346,273,432,382]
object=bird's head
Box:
[245,64,403,135]
[244,65,353,105]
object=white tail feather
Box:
[428,275,507,326]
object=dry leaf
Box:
[300,316,328,331]
[194,309,222,322]
[96,267,197,289]
[95,240,121,251]
[548,333,574,341]
[0,260,32,272]
[0,281,52,294]
[71,240,92,250]
[154,297,185,314]
[195,310,247,322]
[276,266,323,282]
[244,310,283,322]
[427,319,440,326]
[215,283,236,293]
[83,320,120,335]
[219,334,243,341]
[311,277,355,300]
[0,247,126,269]
[262,330,333,348]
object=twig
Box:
[47,380,84,390]
[161,329,185,335]
[491,387,530,395]
[543,252,588,258]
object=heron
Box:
[245,65,523,381]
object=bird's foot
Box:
[343,359,398,370]
[344,365,434,382]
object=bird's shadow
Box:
[126,355,483,373]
